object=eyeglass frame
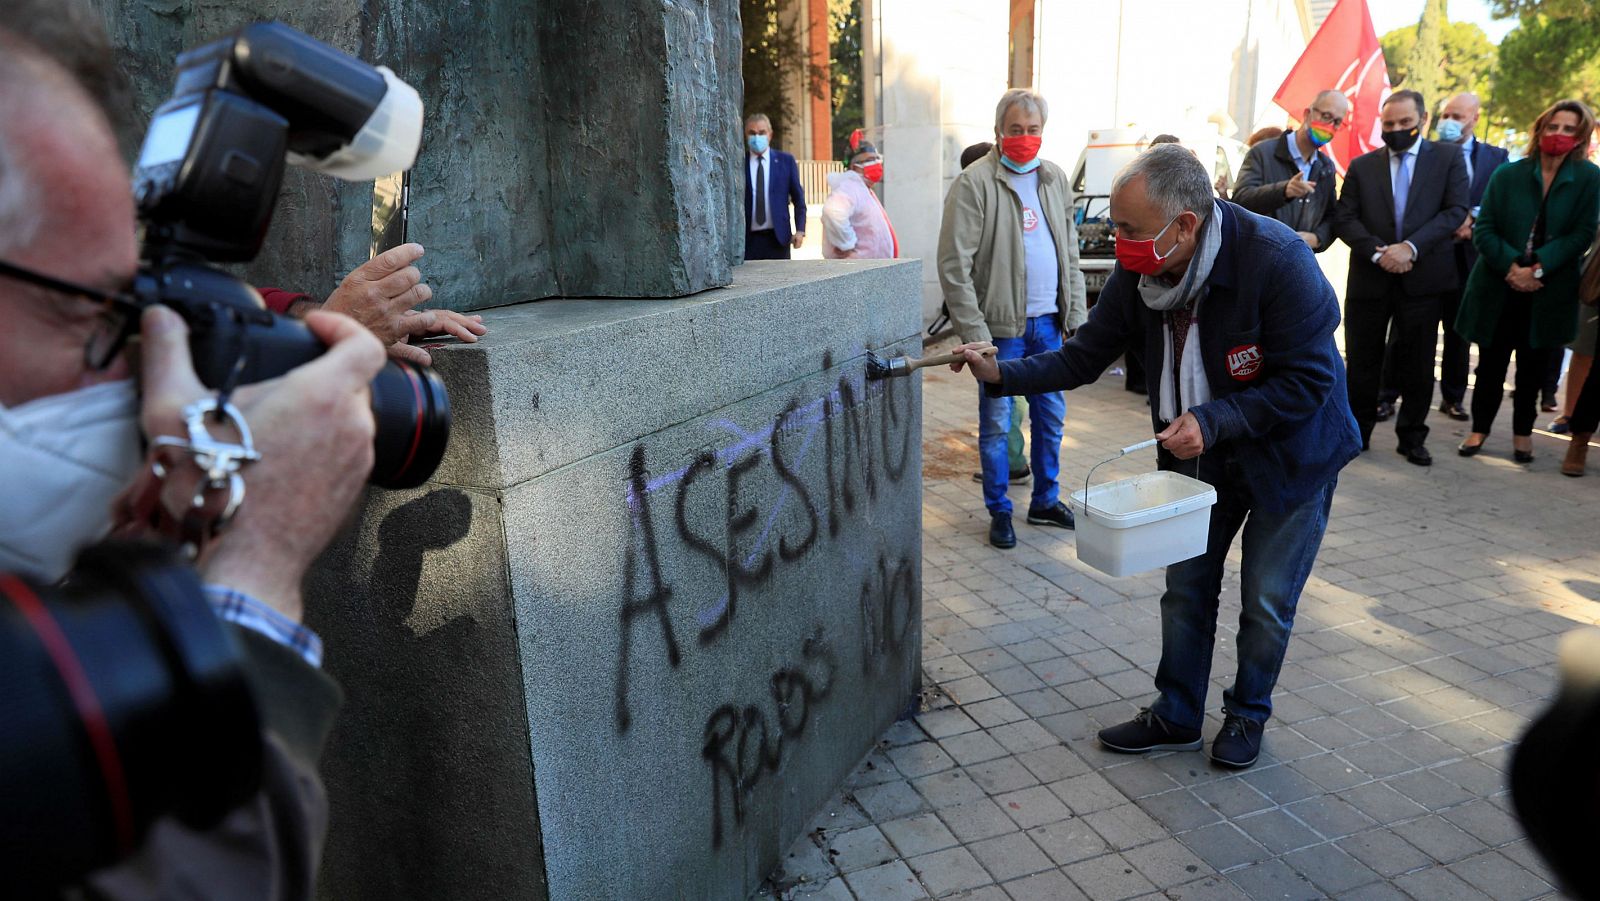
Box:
[1306,106,1346,130]
[0,258,143,370]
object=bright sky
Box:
[1367,0,1517,43]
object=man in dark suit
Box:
[1376,92,1509,421]
[743,113,806,260]
[1231,89,1346,255]
[1333,89,1469,466]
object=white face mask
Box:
[0,379,142,582]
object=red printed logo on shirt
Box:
[1227,344,1263,381]
[1021,206,1039,232]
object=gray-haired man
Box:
[937,89,1087,550]
[950,146,1360,767]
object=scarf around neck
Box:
[1135,203,1223,422]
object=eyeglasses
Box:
[1308,108,1345,129]
[0,258,142,370]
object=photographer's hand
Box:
[133,306,384,622]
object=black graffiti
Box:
[615,444,682,734]
[771,399,820,562]
[858,553,917,673]
[703,632,837,849]
[613,359,915,733]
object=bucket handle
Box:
[1079,438,1200,518]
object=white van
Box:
[1070,127,1246,300]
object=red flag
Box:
[1272,0,1391,175]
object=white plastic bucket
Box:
[1067,442,1217,578]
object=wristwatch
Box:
[1534,266,1545,280]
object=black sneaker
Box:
[1026,502,1075,530]
[1097,708,1202,754]
[1210,710,1264,769]
[971,465,1031,484]
[989,513,1016,549]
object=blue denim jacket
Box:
[994,201,1361,512]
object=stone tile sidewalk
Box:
[760,346,1598,900]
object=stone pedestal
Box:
[93,0,742,308]
[305,261,925,900]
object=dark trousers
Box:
[1470,299,1551,437]
[744,228,790,261]
[1543,349,1564,407]
[1346,283,1441,450]
[1378,269,1470,407]
[1570,343,1600,433]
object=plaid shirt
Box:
[204,584,323,668]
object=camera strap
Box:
[113,398,261,560]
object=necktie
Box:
[1393,152,1412,241]
[1462,143,1474,186]
[755,156,767,227]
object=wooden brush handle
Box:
[912,344,998,371]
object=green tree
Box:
[741,0,826,149]
[1380,21,1498,128]
[1486,0,1597,22]
[1491,14,1600,134]
[1402,0,1449,114]
[829,0,863,160]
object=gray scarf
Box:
[1135,202,1222,311]
[1135,203,1223,422]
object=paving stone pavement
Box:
[760,344,1599,900]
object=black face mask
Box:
[1381,126,1421,153]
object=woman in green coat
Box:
[1457,99,1600,463]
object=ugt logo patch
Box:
[1227,344,1262,381]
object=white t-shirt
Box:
[1004,169,1060,318]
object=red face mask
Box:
[1541,133,1581,157]
[1114,215,1182,276]
[857,162,884,184]
[999,135,1042,166]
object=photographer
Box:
[1,30,380,899]
[11,0,487,369]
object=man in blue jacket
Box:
[743,113,806,260]
[950,145,1360,768]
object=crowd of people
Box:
[935,82,1600,771]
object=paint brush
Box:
[865,344,998,380]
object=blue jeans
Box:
[978,315,1064,515]
[1150,469,1334,730]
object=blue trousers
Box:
[978,315,1064,515]
[1150,469,1335,730]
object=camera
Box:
[0,544,262,896]
[130,22,448,489]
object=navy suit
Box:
[1377,137,1510,408]
[1334,139,1470,450]
[744,149,807,260]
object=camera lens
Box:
[368,359,452,490]
[0,544,260,895]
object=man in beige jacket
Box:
[938,88,1088,549]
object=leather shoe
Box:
[1375,400,1396,422]
[1399,445,1432,466]
[989,513,1016,549]
[1458,439,1484,457]
[1210,710,1265,769]
[972,465,1031,484]
[1439,402,1470,421]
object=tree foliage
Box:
[1401,0,1449,116]
[828,0,863,160]
[1491,14,1600,133]
[1380,21,1496,113]
[741,0,826,149]
[1485,0,1597,21]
